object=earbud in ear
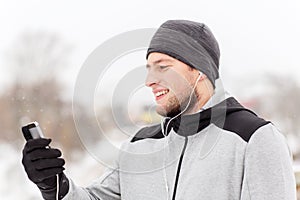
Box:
[198,71,203,77]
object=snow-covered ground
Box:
[0,127,132,199]
[0,142,106,200]
[0,142,41,199]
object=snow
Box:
[0,142,40,199]
[0,142,105,199]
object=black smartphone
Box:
[21,121,44,141]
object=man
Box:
[22,20,297,199]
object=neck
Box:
[183,93,211,115]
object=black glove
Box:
[22,138,69,200]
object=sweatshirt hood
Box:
[163,97,255,137]
[131,97,260,143]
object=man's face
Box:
[146,52,199,117]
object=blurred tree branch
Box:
[0,31,100,160]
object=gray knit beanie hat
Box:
[146,20,220,87]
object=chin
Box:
[155,105,168,117]
[156,104,181,118]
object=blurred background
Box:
[0,0,299,199]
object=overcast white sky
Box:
[0,0,299,100]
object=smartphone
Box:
[22,121,44,141]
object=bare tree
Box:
[0,31,85,159]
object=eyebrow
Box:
[146,58,174,68]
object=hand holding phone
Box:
[21,121,69,199]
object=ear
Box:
[198,71,207,81]
[201,73,207,81]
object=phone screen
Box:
[21,121,44,141]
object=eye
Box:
[159,65,169,70]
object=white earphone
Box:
[161,70,203,136]
[161,70,203,199]
[198,70,203,79]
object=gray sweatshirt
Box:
[63,97,297,200]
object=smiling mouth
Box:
[154,89,169,101]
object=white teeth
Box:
[155,90,168,97]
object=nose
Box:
[145,69,158,88]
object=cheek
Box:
[167,76,191,95]
[162,69,194,94]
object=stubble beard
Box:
[156,90,199,118]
